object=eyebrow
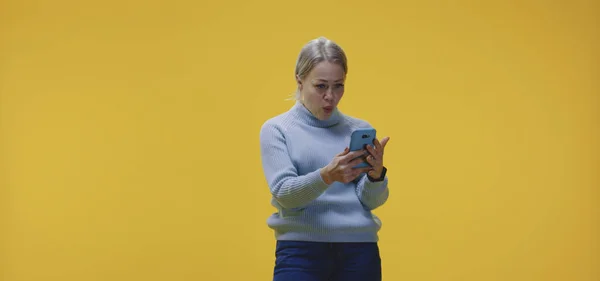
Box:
[314,79,344,83]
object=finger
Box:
[357,167,373,175]
[349,167,368,179]
[344,169,361,182]
[348,155,367,167]
[373,138,382,151]
[365,143,376,155]
[365,154,377,166]
[343,149,368,163]
[380,137,390,150]
[347,172,363,183]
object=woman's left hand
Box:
[365,137,390,179]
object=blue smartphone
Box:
[349,128,376,168]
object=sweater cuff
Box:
[364,175,387,188]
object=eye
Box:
[315,84,327,89]
[335,83,344,89]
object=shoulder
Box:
[259,109,296,140]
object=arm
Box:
[355,174,389,210]
[259,123,330,209]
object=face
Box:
[297,61,346,120]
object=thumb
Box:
[381,137,390,149]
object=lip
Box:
[323,106,334,112]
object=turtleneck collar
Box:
[292,101,342,128]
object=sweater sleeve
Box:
[259,122,330,209]
[355,173,389,211]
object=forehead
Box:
[308,61,345,81]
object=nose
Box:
[324,88,333,101]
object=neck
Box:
[293,101,342,128]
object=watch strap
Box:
[367,166,387,182]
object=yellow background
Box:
[1,0,597,280]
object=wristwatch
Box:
[367,166,387,182]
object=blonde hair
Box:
[288,36,348,101]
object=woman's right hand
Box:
[320,147,373,185]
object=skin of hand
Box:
[364,137,390,179]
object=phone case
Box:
[349,128,376,168]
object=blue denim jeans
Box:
[273,240,382,281]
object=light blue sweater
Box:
[259,101,390,242]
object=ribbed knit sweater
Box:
[259,101,389,242]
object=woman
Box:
[259,36,391,281]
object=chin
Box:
[319,113,332,120]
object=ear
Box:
[296,75,303,90]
